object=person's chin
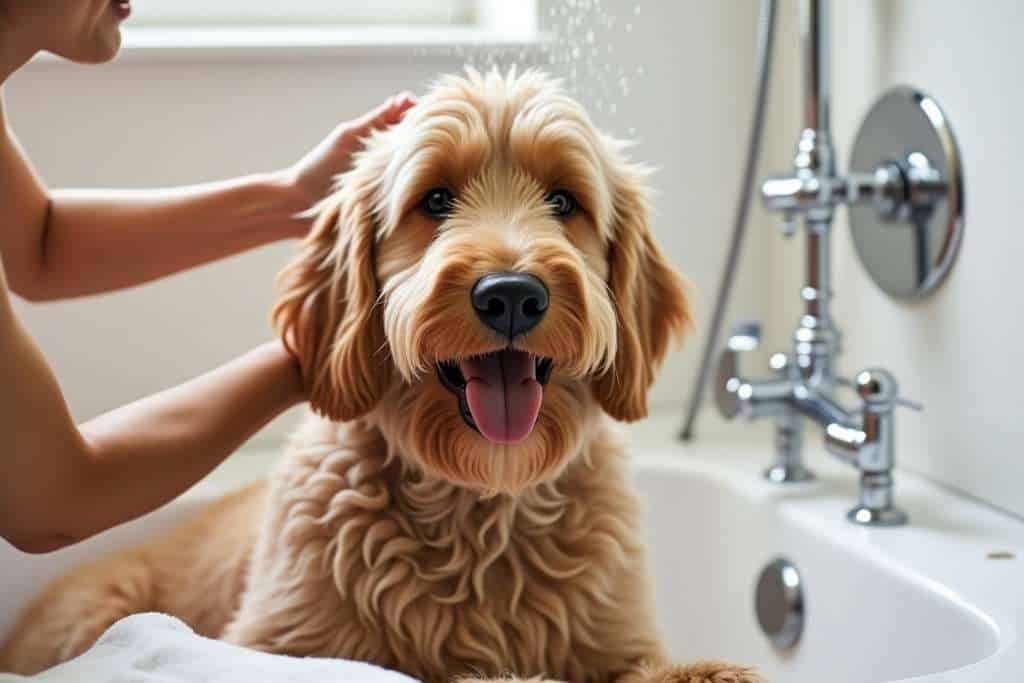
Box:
[51,30,121,64]
[77,30,123,64]
[101,32,123,62]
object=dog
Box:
[1,69,761,683]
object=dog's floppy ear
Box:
[592,168,692,422]
[272,182,390,421]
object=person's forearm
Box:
[1,92,415,301]
[24,175,311,301]
[63,341,303,545]
[0,109,311,302]
[0,293,302,552]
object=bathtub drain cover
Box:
[755,557,804,651]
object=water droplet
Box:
[401,0,646,142]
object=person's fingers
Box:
[347,92,417,138]
[368,92,416,128]
[385,91,418,123]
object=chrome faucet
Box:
[716,319,915,526]
[712,0,926,527]
[823,370,917,526]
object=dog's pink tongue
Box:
[459,350,542,444]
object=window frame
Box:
[103,0,540,62]
[128,0,481,29]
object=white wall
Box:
[18,2,1017,519]
[765,0,1024,518]
[4,2,765,444]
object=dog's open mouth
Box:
[437,349,553,444]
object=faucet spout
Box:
[824,422,866,467]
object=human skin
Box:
[0,0,416,553]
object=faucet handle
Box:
[760,174,804,237]
[838,368,912,527]
[726,320,761,352]
[895,396,924,412]
[841,369,923,412]
[715,320,762,419]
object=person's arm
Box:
[0,260,302,552]
[0,92,415,300]
[0,93,417,553]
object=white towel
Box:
[0,613,419,683]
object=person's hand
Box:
[283,92,417,215]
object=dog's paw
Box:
[638,661,765,683]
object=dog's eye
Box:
[421,188,456,219]
[546,190,577,218]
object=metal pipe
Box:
[803,223,831,325]
[680,0,777,441]
[801,0,830,134]
[793,0,839,386]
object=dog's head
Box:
[274,69,691,494]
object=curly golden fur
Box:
[0,69,761,683]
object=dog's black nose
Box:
[471,272,549,339]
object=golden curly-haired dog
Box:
[1,69,761,683]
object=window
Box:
[120,1,538,58]
[131,0,482,28]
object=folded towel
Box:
[0,613,418,683]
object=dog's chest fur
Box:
[225,420,660,682]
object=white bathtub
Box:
[2,417,1022,681]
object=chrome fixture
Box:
[702,0,966,527]
[762,84,964,300]
[755,557,804,651]
[719,327,914,525]
[847,87,965,299]
[715,0,847,491]
[825,370,915,526]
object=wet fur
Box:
[0,70,760,683]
